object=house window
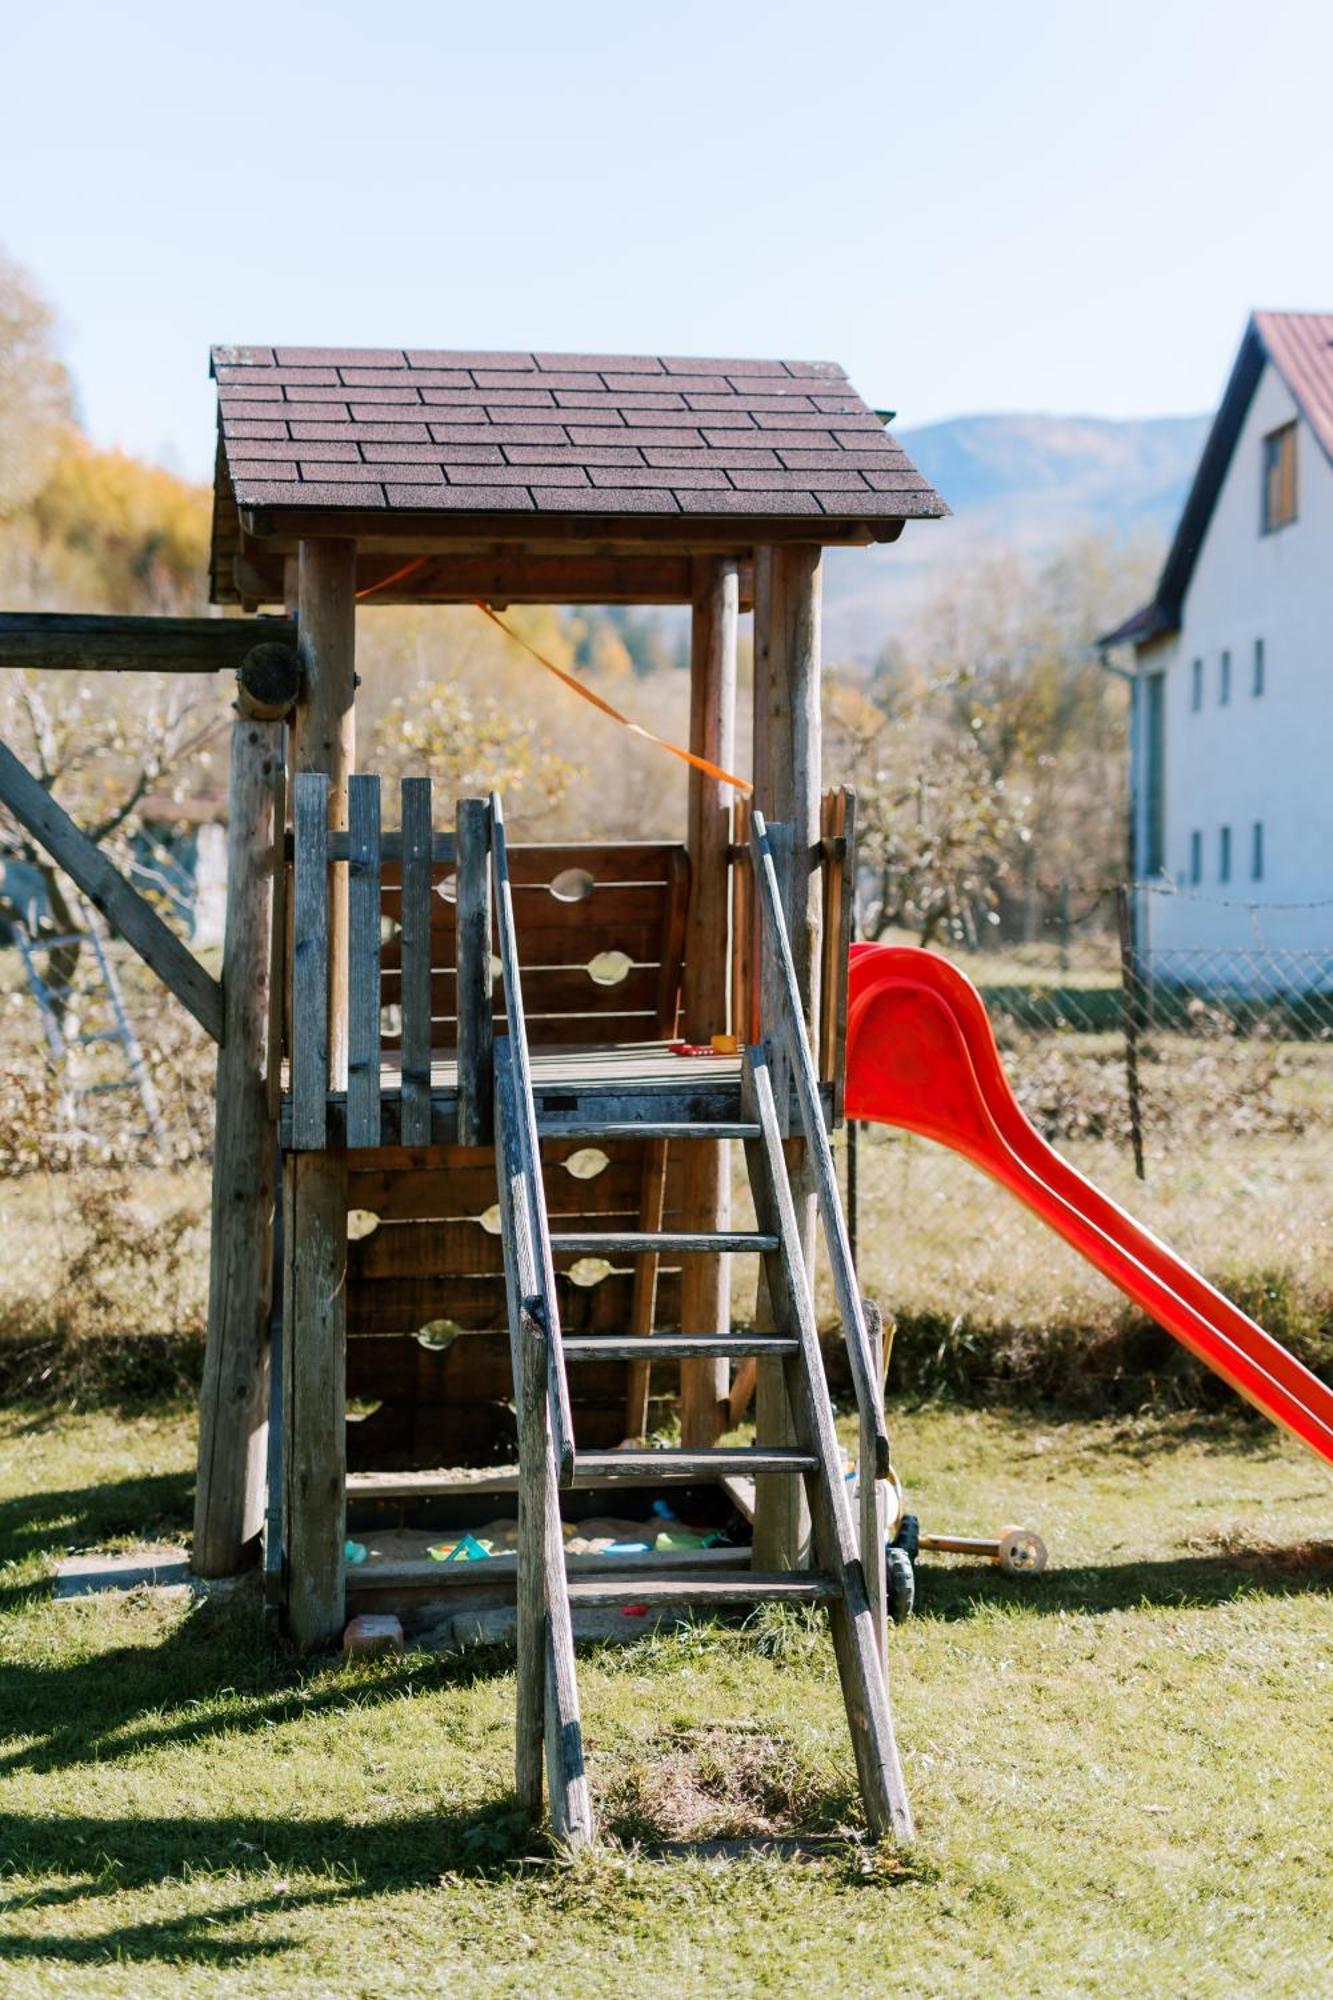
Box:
[1144,673,1165,875]
[1190,658,1203,711]
[1219,825,1232,883]
[1262,421,1298,532]
[1219,649,1231,705]
[1253,638,1265,696]
[1189,830,1202,885]
[1252,821,1265,881]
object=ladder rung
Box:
[550,1230,777,1256]
[539,1121,761,1142]
[567,1571,840,1609]
[573,1447,816,1480]
[561,1334,798,1361]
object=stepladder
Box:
[491,793,913,1846]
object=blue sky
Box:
[5,0,1331,480]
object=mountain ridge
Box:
[822,408,1209,661]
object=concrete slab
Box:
[52,1549,243,1600]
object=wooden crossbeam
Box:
[0,739,223,1041]
[0,612,297,674]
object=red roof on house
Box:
[1101,311,1333,652]
[1253,311,1333,465]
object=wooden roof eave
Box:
[227,503,908,610]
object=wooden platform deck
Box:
[281,1042,759,1148]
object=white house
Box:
[1101,311,1333,978]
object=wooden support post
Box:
[192,716,283,1577]
[679,556,739,1448]
[751,546,822,1569]
[283,537,356,1649]
[454,797,493,1148]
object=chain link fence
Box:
[845,885,1333,1372]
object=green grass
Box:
[2,1403,1331,1996]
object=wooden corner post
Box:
[192,716,284,1577]
[679,555,740,1447]
[751,544,822,1570]
[283,537,356,1648]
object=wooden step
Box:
[549,1229,778,1256]
[567,1571,840,1608]
[561,1333,798,1362]
[572,1447,816,1480]
[538,1121,761,1142]
[348,1544,751,1591]
[346,1449,806,1503]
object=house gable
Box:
[1101,312,1333,648]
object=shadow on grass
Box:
[916,1541,1333,1620]
[0,1798,538,1967]
[0,1468,194,1567]
[0,1590,525,1781]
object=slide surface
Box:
[845,944,1333,1465]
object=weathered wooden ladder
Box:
[491,793,913,1847]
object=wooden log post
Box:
[192,716,284,1577]
[751,545,823,1571]
[679,555,740,1448]
[283,537,356,1649]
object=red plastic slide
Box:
[845,943,1333,1465]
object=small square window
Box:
[1253,638,1265,696]
[1252,821,1265,881]
[1190,658,1203,711]
[1219,650,1231,705]
[1219,825,1232,883]
[1189,831,1202,885]
[1262,422,1298,532]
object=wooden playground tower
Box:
[0,343,946,1841]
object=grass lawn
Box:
[1,1402,1330,1997]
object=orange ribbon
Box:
[473,601,752,796]
[351,559,751,794]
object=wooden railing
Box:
[490,790,593,1844]
[287,773,493,1150]
[748,807,891,1656]
[489,791,576,1484]
[730,788,857,1108]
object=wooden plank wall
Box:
[345,1138,690,1464]
[328,817,695,1465]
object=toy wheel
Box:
[892,1512,921,1563]
[887,1545,916,1623]
[996,1526,1047,1576]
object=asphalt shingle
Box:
[209,344,948,532]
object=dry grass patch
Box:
[598,1723,845,1845]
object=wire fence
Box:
[847,884,1333,1339]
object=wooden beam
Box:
[241,507,900,556]
[678,555,739,1449]
[0,612,296,673]
[454,797,494,1148]
[750,545,823,1571]
[282,536,356,1650]
[293,538,356,1085]
[0,739,223,1041]
[193,717,283,1578]
[236,641,302,721]
[232,545,760,611]
[281,1149,348,1650]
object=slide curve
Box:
[845,943,1333,1466]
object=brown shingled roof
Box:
[209,345,946,592]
